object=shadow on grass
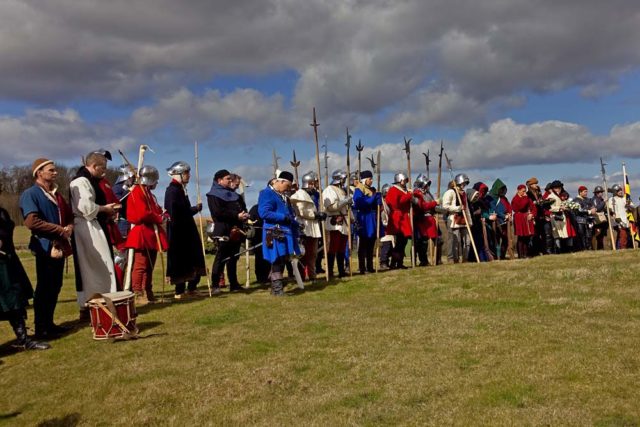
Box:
[37,412,81,426]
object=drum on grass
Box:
[88,291,138,340]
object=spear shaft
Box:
[436,141,444,199]
[375,150,381,272]
[194,141,213,296]
[345,128,353,277]
[600,158,617,251]
[404,137,416,268]
[311,109,330,281]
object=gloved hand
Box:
[314,212,327,221]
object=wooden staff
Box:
[238,178,251,288]
[345,128,354,277]
[310,108,330,282]
[322,139,329,189]
[373,151,382,272]
[444,153,480,263]
[403,137,416,268]
[194,142,213,297]
[600,158,617,250]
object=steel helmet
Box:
[301,171,318,189]
[115,164,135,184]
[393,172,408,184]
[331,169,347,185]
[454,173,470,186]
[414,173,431,189]
[166,161,191,176]
[139,165,159,186]
[610,184,623,193]
[381,183,391,197]
[593,185,604,193]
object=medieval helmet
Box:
[394,172,408,184]
[381,183,391,197]
[414,173,431,189]
[610,184,623,193]
[301,171,318,189]
[166,161,191,176]
[593,185,604,194]
[331,169,347,185]
[454,173,470,186]
[116,164,135,184]
[139,165,159,186]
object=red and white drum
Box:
[87,291,138,340]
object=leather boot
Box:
[10,316,50,350]
[271,279,285,296]
[327,253,335,278]
[337,252,346,278]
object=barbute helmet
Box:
[393,172,408,184]
[610,184,623,193]
[139,165,159,186]
[414,173,431,189]
[166,161,191,176]
[454,173,470,186]
[301,171,318,189]
[331,169,347,185]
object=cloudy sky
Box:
[2,0,640,207]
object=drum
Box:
[88,291,138,340]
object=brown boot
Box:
[135,291,149,306]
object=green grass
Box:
[1,228,640,425]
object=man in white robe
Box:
[70,152,119,311]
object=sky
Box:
[1,0,640,210]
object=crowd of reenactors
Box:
[1,149,636,350]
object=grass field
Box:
[1,228,639,426]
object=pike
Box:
[194,142,213,296]
[310,108,330,282]
[237,178,252,288]
[423,150,431,180]
[290,150,301,187]
[356,139,364,180]
[403,137,416,268]
[600,158,617,250]
[322,138,329,189]
[272,149,280,178]
[368,152,382,272]
[444,153,481,264]
[436,141,444,199]
[345,128,354,277]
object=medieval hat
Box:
[549,180,564,189]
[360,170,373,179]
[32,158,54,177]
[277,170,294,183]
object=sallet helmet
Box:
[610,184,623,193]
[301,171,318,189]
[593,185,604,193]
[139,165,159,186]
[116,164,135,184]
[393,172,407,184]
[166,161,191,176]
[414,173,431,189]
[331,170,347,185]
[454,173,470,186]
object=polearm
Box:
[311,108,330,282]
[423,150,431,180]
[403,137,416,268]
[368,152,382,272]
[238,178,252,288]
[444,153,480,263]
[356,140,364,181]
[436,141,444,199]
[345,128,354,277]
[600,158,617,251]
[290,150,301,187]
[622,162,638,249]
[194,142,213,296]
[322,138,329,189]
[272,149,280,178]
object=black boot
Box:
[10,316,50,350]
[327,253,335,278]
[337,252,346,278]
[271,279,285,296]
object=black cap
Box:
[549,180,564,189]
[277,171,294,183]
[360,170,373,179]
[214,169,231,182]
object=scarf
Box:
[206,182,239,202]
